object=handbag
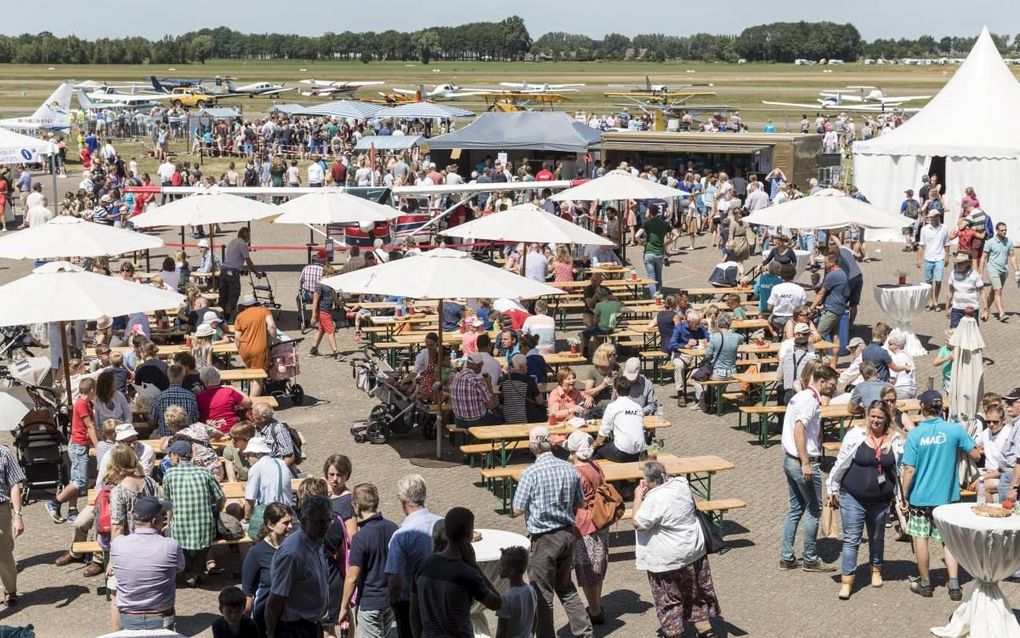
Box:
[249,458,285,538]
[690,334,723,382]
[691,490,726,555]
[587,462,625,530]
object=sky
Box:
[6,1,1020,41]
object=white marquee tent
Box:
[853,27,1020,241]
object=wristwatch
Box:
[12,512,22,518]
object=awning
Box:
[600,139,769,154]
[268,104,306,115]
[355,135,423,151]
[199,107,242,119]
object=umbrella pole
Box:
[59,321,73,409]
[436,298,444,459]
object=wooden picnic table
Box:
[732,319,770,331]
[479,453,731,512]
[86,341,238,359]
[89,478,302,505]
[685,287,754,299]
[495,352,587,369]
[219,368,268,393]
[588,265,632,278]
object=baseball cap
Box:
[196,238,210,249]
[132,496,170,522]
[167,440,193,457]
[918,390,944,410]
[466,352,485,365]
[529,426,550,444]
[114,422,140,442]
[242,436,271,456]
[794,323,811,335]
[846,337,865,349]
[926,210,940,217]
[315,249,329,262]
[1003,387,1020,403]
[622,357,641,381]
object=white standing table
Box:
[873,283,932,357]
[930,503,1020,638]
[470,528,531,638]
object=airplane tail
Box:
[76,90,98,111]
[226,79,237,93]
[150,76,167,93]
[32,83,71,129]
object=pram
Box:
[265,338,305,406]
[349,351,435,444]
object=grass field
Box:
[0,58,978,129]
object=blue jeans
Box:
[950,307,980,329]
[999,469,1014,502]
[839,491,889,576]
[797,233,814,253]
[643,253,664,297]
[68,442,89,491]
[781,455,823,563]
[119,612,175,630]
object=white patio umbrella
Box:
[130,188,277,276]
[33,260,82,273]
[0,268,186,406]
[271,189,401,226]
[949,316,985,487]
[439,203,615,246]
[320,248,564,457]
[0,216,163,259]
[742,188,908,230]
[549,170,688,202]
[0,392,29,432]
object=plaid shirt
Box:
[163,462,224,550]
[149,384,200,437]
[256,419,295,460]
[512,452,583,535]
[0,446,26,503]
[299,263,323,295]
[451,369,491,421]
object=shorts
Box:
[971,238,985,260]
[848,275,863,307]
[68,442,89,491]
[989,269,1008,290]
[906,505,942,541]
[317,310,335,334]
[924,259,945,283]
[817,310,842,336]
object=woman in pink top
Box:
[961,187,980,210]
[554,245,575,282]
[547,367,590,420]
[196,367,252,432]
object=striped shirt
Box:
[163,462,224,550]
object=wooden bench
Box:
[460,440,529,468]
[737,405,786,448]
[618,498,747,534]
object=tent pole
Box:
[59,321,72,409]
[436,298,444,459]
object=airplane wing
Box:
[878,95,932,103]
[256,87,293,96]
[87,91,167,103]
[762,100,916,113]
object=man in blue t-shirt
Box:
[810,250,848,365]
[900,391,982,600]
[860,322,906,382]
[666,311,710,408]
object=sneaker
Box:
[66,509,79,523]
[677,396,687,408]
[910,577,933,598]
[948,586,963,602]
[44,500,65,524]
[802,559,837,573]
[310,346,320,356]
[779,557,801,570]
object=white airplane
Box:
[819,85,933,106]
[299,79,384,97]
[0,83,73,133]
[498,81,585,93]
[391,84,488,99]
[77,90,161,111]
[225,80,292,97]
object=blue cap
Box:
[918,390,943,410]
[167,440,193,458]
[132,496,170,521]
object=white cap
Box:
[196,238,210,248]
[529,426,550,444]
[622,357,641,381]
[243,436,271,456]
[115,422,140,442]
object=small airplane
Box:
[607,76,714,96]
[78,89,161,110]
[480,91,570,112]
[149,76,207,93]
[299,79,385,97]
[391,84,488,100]
[0,83,73,133]
[818,85,933,106]
[497,81,585,93]
[224,80,292,97]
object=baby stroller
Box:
[349,354,435,443]
[265,338,305,406]
[12,410,66,504]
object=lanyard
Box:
[807,388,821,406]
[867,432,886,475]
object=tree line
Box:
[0,21,1014,65]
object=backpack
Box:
[283,422,303,465]
[984,210,994,238]
[96,487,113,535]
[903,198,919,219]
[589,463,626,530]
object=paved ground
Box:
[2,177,1019,637]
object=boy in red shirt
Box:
[45,378,97,523]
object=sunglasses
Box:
[987,419,1003,425]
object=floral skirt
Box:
[647,557,721,636]
[572,529,609,587]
